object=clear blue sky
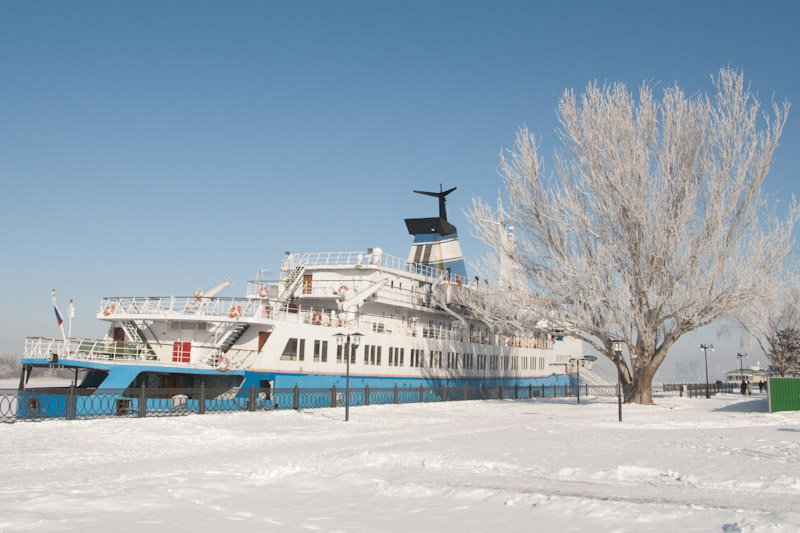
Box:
[2,0,798,379]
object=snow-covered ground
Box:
[1,392,798,532]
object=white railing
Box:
[25,337,154,364]
[283,251,462,282]
[98,296,264,320]
[23,337,256,370]
[95,296,555,349]
[248,279,440,311]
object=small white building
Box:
[724,361,768,384]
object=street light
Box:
[568,356,596,404]
[611,340,624,422]
[700,344,714,398]
[736,352,748,386]
[334,331,363,422]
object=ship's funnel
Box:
[404,186,468,279]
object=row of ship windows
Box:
[279,338,547,370]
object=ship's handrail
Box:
[25,336,148,362]
[95,295,555,350]
[99,296,263,320]
[284,251,465,282]
[23,336,255,369]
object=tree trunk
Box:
[631,364,656,405]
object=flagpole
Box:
[68,299,74,339]
[51,289,70,357]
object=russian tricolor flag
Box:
[54,305,63,326]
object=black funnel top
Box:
[413,185,456,221]
[405,185,458,236]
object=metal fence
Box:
[661,382,737,398]
[1,383,618,423]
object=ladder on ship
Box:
[122,320,156,359]
[276,264,306,304]
[220,323,249,353]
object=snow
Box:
[1,392,799,532]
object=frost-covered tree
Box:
[739,289,800,377]
[768,328,800,377]
[468,68,797,404]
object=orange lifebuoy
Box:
[338,285,348,294]
[103,305,115,316]
[258,286,269,298]
[313,311,322,325]
[228,305,241,318]
[217,356,230,371]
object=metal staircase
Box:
[220,323,250,353]
[277,265,306,304]
[122,320,156,358]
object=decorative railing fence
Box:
[1,383,619,423]
[661,382,737,397]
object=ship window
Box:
[299,339,305,361]
[399,348,404,366]
[281,338,297,360]
[314,340,328,363]
[389,347,394,366]
[363,345,370,364]
[375,346,381,365]
[336,344,356,364]
[302,275,312,294]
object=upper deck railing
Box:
[284,251,463,282]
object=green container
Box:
[768,378,800,413]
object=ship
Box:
[19,187,582,400]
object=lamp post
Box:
[611,340,624,422]
[334,331,363,422]
[736,352,748,386]
[566,358,583,404]
[568,356,595,404]
[700,344,714,398]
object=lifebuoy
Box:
[338,285,348,294]
[313,311,322,325]
[103,304,115,316]
[258,286,269,298]
[217,356,230,371]
[228,305,241,318]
